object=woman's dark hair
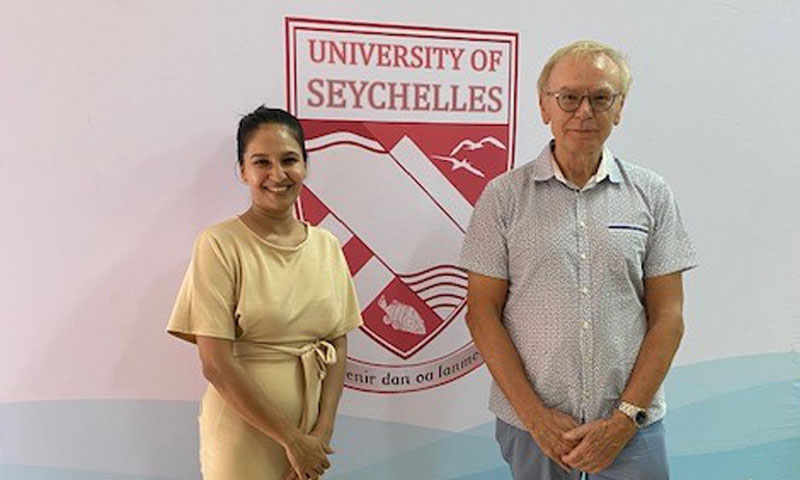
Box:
[236,106,308,166]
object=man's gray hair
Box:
[537,40,632,95]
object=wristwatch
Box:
[617,401,647,428]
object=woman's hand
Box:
[283,432,333,480]
[309,419,334,451]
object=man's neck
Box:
[552,144,603,188]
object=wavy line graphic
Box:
[396,265,468,319]
[415,282,468,296]
[424,293,465,302]
[404,273,468,289]
[306,131,386,153]
[431,303,461,310]
[397,264,466,279]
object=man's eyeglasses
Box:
[544,89,622,113]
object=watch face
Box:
[635,410,647,425]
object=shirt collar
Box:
[531,140,621,185]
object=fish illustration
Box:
[378,295,426,335]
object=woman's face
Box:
[240,123,307,217]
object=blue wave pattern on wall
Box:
[1,353,798,480]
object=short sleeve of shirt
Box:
[166,230,237,343]
[643,180,699,278]
[459,178,510,279]
[325,240,364,339]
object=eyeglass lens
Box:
[557,90,616,112]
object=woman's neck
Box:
[241,205,303,239]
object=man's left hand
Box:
[560,410,637,473]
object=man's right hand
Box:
[283,432,333,480]
[526,408,580,472]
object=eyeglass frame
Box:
[543,89,623,113]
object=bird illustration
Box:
[449,136,506,157]
[431,155,486,178]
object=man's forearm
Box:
[619,313,683,408]
[619,273,686,410]
[466,308,547,428]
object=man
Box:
[460,40,697,479]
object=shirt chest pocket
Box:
[604,223,648,282]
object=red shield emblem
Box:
[286,17,517,391]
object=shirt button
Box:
[580,287,589,294]
[582,321,591,329]
[579,221,587,228]
[580,253,588,260]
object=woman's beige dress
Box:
[167,218,363,479]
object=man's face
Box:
[539,54,624,157]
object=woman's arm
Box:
[196,335,332,479]
[309,335,348,447]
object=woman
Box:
[167,106,363,479]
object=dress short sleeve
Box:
[167,230,237,343]
[325,241,364,340]
[643,180,699,278]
